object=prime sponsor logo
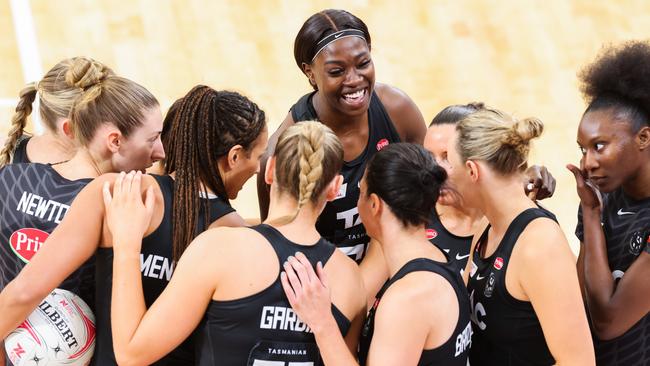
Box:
[10,228,50,263]
[376,138,389,151]
[426,229,438,240]
[493,257,504,270]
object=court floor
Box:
[2,0,650,245]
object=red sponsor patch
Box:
[494,257,504,270]
[376,138,389,151]
[10,228,49,263]
[426,229,438,240]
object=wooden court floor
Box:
[2,0,650,248]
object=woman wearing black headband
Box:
[257,9,426,262]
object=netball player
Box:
[568,41,650,365]
[0,86,265,364]
[281,143,471,365]
[448,109,594,365]
[257,9,427,262]
[0,57,115,166]
[0,57,163,363]
[360,103,556,308]
[105,122,365,366]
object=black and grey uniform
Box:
[194,224,351,366]
[93,174,235,366]
[576,188,650,366]
[290,91,401,262]
[0,163,93,304]
[11,135,31,164]
[427,211,473,275]
[359,258,472,365]
[467,208,557,366]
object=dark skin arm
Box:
[375,83,426,144]
[568,164,650,340]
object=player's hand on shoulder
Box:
[102,171,155,252]
[281,252,333,332]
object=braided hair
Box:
[164,86,266,261]
[271,121,343,224]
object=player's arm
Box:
[257,113,294,220]
[566,164,648,338]
[359,239,389,309]
[581,205,650,339]
[281,253,359,365]
[106,172,219,366]
[524,165,556,200]
[375,83,426,144]
[327,251,368,354]
[0,176,109,339]
[208,211,248,228]
[517,220,595,365]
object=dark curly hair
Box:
[579,41,650,132]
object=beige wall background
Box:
[2,0,649,250]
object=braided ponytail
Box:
[165,86,267,262]
[0,57,115,167]
[0,84,37,167]
[271,121,343,225]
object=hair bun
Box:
[64,57,112,90]
[502,117,543,147]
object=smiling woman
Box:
[257,9,427,263]
[569,40,650,366]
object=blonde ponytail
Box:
[0,83,37,166]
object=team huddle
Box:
[0,8,649,366]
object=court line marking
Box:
[10,0,43,133]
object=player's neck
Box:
[478,178,536,238]
[380,222,444,277]
[51,148,106,180]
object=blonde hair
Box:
[67,60,158,146]
[272,121,343,224]
[455,108,543,174]
[0,57,114,166]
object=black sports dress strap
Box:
[359,258,471,366]
[427,210,473,276]
[468,207,557,366]
[290,91,401,262]
[250,224,336,266]
[194,224,349,366]
[11,135,31,164]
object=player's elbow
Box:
[592,316,625,340]
[4,278,49,309]
[114,348,149,366]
